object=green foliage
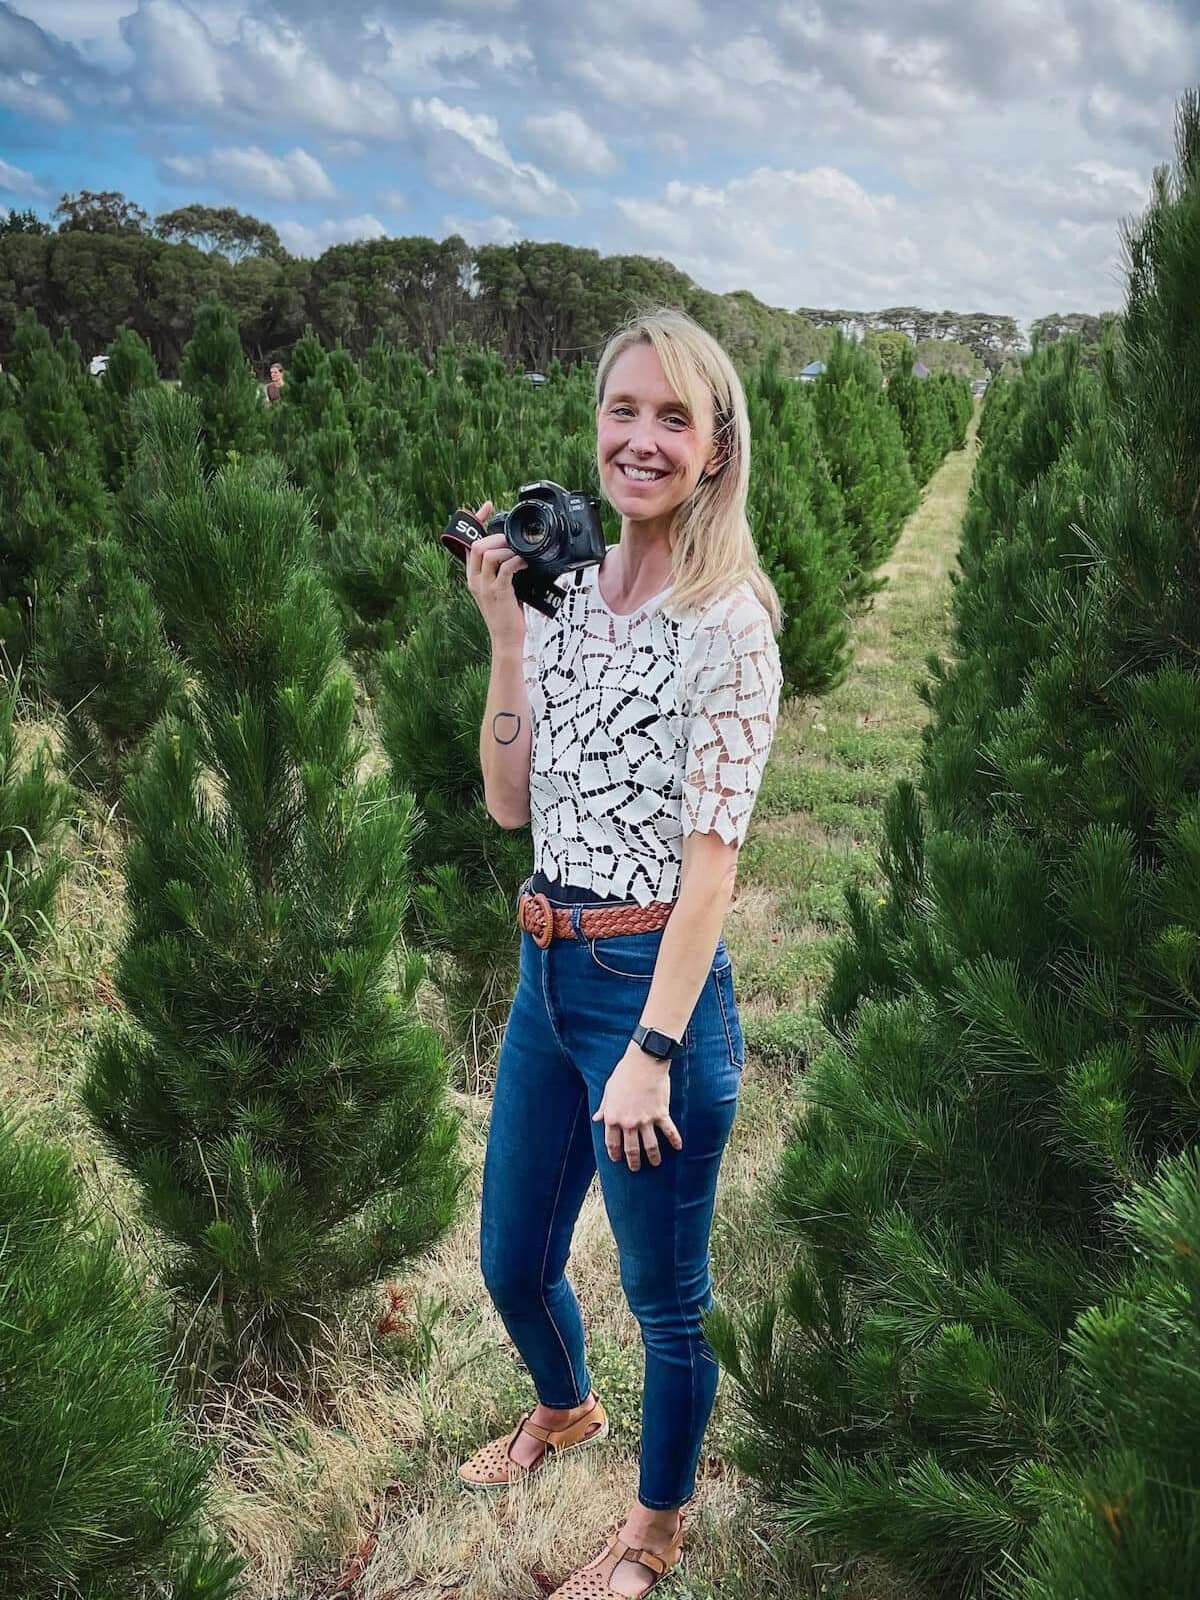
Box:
[0,672,70,969]
[812,333,919,599]
[178,300,266,471]
[717,94,1200,1597]
[1009,1148,1200,1600]
[744,347,853,695]
[83,392,463,1353]
[378,547,531,1075]
[38,535,184,802]
[0,1113,241,1600]
[90,326,161,491]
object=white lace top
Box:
[521,560,782,906]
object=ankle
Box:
[532,1391,596,1426]
[624,1502,683,1542]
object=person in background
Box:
[265,362,284,404]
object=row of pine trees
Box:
[1,248,970,1593]
[715,92,1200,1599]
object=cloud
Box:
[161,143,334,202]
[442,211,521,246]
[376,186,408,212]
[521,109,618,177]
[118,1,408,137]
[160,142,336,200]
[411,95,577,214]
[275,210,388,256]
[611,156,1134,323]
[0,157,44,196]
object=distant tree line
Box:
[1,188,1105,380]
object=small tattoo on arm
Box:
[492,712,522,745]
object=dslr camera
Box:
[441,480,606,618]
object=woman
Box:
[458,308,782,1599]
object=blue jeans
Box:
[480,885,745,1509]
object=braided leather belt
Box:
[517,890,675,949]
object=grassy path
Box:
[0,412,977,1600]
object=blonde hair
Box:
[594,307,781,633]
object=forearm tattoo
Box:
[492,711,522,745]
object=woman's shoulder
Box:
[673,580,775,651]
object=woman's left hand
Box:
[593,1045,684,1172]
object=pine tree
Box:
[38,535,184,802]
[812,333,918,601]
[377,545,531,1077]
[1010,1148,1200,1600]
[887,363,942,484]
[83,392,463,1354]
[0,315,112,670]
[744,347,853,694]
[0,1113,241,1600]
[712,94,1200,1597]
[91,326,161,491]
[178,301,266,472]
[0,672,70,972]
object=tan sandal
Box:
[457,1395,608,1489]
[549,1512,684,1597]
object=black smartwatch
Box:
[631,1023,683,1062]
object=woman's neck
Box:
[601,523,674,610]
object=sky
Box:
[0,0,1195,325]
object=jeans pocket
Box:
[713,963,745,1071]
[585,929,663,981]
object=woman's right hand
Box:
[464,501,528,650]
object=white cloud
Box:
[120,1,408,137]
[275,211,389,255]
[521,109,618,177]
[370,17,534,91]
[612,158,1131,322]
[0,73,71,123]
[442,212,521,246]
[0,157,44,197]
[411,95,577,214]
[377,186,409,212]
[161,143,334,202]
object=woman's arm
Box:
[479,638,532,829]
[637,830,737,1039]
[463,502,533,829]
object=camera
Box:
[441,480,606,618]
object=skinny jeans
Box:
[479,878,745,1509]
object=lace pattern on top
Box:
[521,563,781,907]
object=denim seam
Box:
[537,1083,590,1408]
[540,940,573,1063]
[713,968,744,1071]
[672,1043,698,1509]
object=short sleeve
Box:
[681,590,781,846]
[521,603,545,698]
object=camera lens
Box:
[506,499,563,562]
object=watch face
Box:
[636,1025,679,1059]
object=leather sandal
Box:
[549,1511,684,1597]
[457,1395,608,1489]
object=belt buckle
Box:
[518,890,555,949]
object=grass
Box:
[0,411,978,1599]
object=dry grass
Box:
[0,413,979,1600]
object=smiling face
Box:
[596,341,718,530]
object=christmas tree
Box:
[0,1113,241,1599]
[812,332,918,600]
[84,391,463,1355]
[0,673,70,972]
[178,301,266,472]
[744,345,852,694]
